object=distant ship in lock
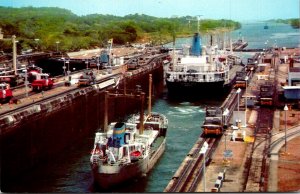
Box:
[165,32,242,96]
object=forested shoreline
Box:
[269,19,300,28]
[0,6,241,53]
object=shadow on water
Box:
[91,176,148,193]
[1,136,95,193]
[162,88,229,107]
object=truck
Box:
[31,73,54,91]
[77,69,96,87]
[0,83,13,103]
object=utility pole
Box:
[1,33,19,75]
[200,141,208,192]
[12,35,17,75]
[0,28,3,40]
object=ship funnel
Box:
[99,50,109,65]
[191,33,202,56]
[112,122,126,148]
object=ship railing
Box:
[169,69,229,75]
[168,77,225,82]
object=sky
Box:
[1,0,299,21]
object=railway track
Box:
[164,137,220,192]
[243,106,300,192]
[243,107,274,192]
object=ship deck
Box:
[226,64,244,85]
[150,136,165,156]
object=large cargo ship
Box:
[90,75,168,190]
[166,33,239,96]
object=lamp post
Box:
[56,41,60,52]
[66,60,70,75]
[223,108,229,156]
[284,104,288,153]
[244,76,249,127]
[97,62,100,74]
[236,88,241,127]
[223,108,229,129]
[62,57,66,76]
[200,141,208,192]
[12,35,18,75]
[23,69,28,97]
[85,60,88,69]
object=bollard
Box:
[218,172,225,183]
[214,179,222,191]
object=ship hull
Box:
[92,137,166,189]
[166,80,230,96]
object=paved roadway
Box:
[67,47,142,59]
[0,65,126,114]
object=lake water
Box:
[166,21,300,49]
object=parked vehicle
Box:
[31,73,54,91]
[0,75,24,87]
[78,69,96,87]
[27,65,43,83]
[0,83,13,103]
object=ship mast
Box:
[197,15,202,34]
[187,15,203,34]
[104,86,145,134]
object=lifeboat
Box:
[130,150,141,161]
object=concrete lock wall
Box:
[0,65,164,180]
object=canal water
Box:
[4,22,299,193]
[166,21,300,49]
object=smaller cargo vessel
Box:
[90,74,168,189]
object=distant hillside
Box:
[0,6,241,52]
